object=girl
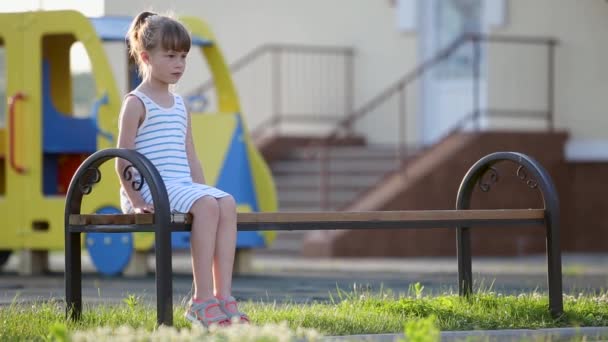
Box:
[115,11,249,327]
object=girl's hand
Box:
[133,204,155,213]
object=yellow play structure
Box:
[0,10,277,275]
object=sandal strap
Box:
[190,298,231,325]
[219,296,248,319]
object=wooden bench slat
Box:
[68,213,186,225]
[237,209,544,223]
[69,209,544,228]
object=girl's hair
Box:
[127,11,192,78]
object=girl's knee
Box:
[191,195,220,218]
[218,195,236,212]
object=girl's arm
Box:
[115,95,151,212]
[185,111,206,184]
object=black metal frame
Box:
[64,149,563,326]
[65,148,173,325]
[455,152,562,317]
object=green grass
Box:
[1,288,607,341]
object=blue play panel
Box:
[86,206,133,276]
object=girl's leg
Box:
[190,196,220,300]
[212,195,237,298]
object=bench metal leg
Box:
[65,231,82,321]
[456,227,472,296]
[155,226,173,326]
[546,205,563,317]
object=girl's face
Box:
[143,48,188,85]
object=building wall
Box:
[104,0,418,142]
[487,0,608,146]
[105,0,608,152]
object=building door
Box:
[419,0,487,145]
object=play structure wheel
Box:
[0,251,11,268]
[86,207,133,276]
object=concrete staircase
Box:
[260,144,407,255]
[302,131,570,257]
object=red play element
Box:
[57,154,89,194]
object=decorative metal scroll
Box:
[516,165,539,189]
[478,164,540,192]
[78,167,102,195]
[477,166,499,192]
[123,164,145,191]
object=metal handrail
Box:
[187,43,355,141]
[339,35,469,134]
[191,44,268,95]
[330,33,557,141]
[310,33,557,210]
[189,43,355,96]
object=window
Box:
[0,38,6,195]
[0,39,5,126]
[70,42,96,117]
[435,0,483,79]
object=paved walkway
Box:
[2,252,608,305]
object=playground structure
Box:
[0,10,277,275]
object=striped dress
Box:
[120,90,230,214]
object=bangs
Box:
[159,21,191,52]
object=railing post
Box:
[272,46,282,136]
[319,144,330,210]
[345,50,354,136]
[472,34,481,131]
[398,84,406,165]
[547,41,556,131]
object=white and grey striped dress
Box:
[120,90,230,214]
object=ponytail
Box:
[127,11,156,64]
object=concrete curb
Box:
[324,327,608,341]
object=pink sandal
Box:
[218,296,250,324]
[185,297,231,327]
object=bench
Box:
[64,148,563,326]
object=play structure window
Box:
[41,34,101,195]
[0,40,5,126]
[0,39,6,195]
[177,47,216,114]
[70,42,96,117]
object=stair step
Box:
[289,146,409,159]
[276,185,369,192]
[279,200,351,209]
[269,143,412,217]
[275,175,383,189]
[271,160,399,173]
[279,203,346,212]
[277,189,359,202]
[275,173,381,184]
